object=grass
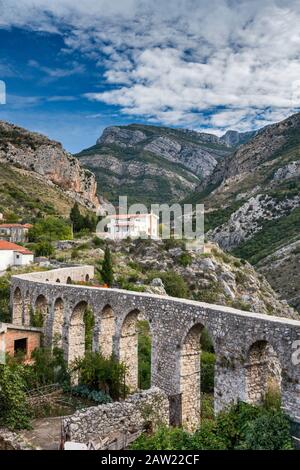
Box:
[0,162,86,220]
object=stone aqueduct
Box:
[10,266,300,431]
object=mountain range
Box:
[187,112,300,311]
[0,113,299,313]
[77,124,255,205]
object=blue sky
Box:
[0,0,300,153]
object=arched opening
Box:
[33,294,48,327]
[68,301,95,363]
[53,298,64,348]
[138,320,152,390]
[85,274,90,282]
[13,287,22,325]
[180,324,215,432]
[56,279,61,283]
[245,340,282,405]
[99,304,115,358]
[119,310,152,393]
[66,277,72,284]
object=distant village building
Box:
[0,223,32,243]
[0,240,34,271]
[0,213,3,221]
[0,323,41,364]
[98,213,159,241]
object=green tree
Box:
[70,203,97,234]
[29,216,72,242]
[70,202,83,233]
[100,246,114,286]
[34,240,54,257]
[0,364,32,430]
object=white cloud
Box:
[28,59,85,80]
[1,0,300,132]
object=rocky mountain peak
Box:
[0,120,100,211]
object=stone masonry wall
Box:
[62,387,169,448]
[10,266,300,430]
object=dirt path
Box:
[20,417,63,450]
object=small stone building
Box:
[0,322,42,364]
[0,223,32,243]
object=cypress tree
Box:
[101,245,114,287]
[70,202,83,232]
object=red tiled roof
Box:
[0,240,33,254]
[0,224,32,229]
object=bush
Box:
[71,384,112,404]
[148,271,189,298]
[131,401,293,450]
[0,276,11,322]
[30,307,44,327]
[24,347,70,389]
[237,410,293,450]
[0,364,32,430]
[73,351,127,400]
[34,240,54,257]
[178,252,192,267]
[29,216,72,242]
[92,236,105,248]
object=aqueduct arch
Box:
[34,294,48,327]
[179,323,215,432]
[68,301,96,363]
[245,340,282,405]
[99,304,115,358]
[119,309,140,391]
[52,298,64,348]
[10,266,300,431]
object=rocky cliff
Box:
[0,121,99,211]
[187,112,300,311]
[77,124,235,205]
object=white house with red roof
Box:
[98,212,159,241]
[0,240,34,271]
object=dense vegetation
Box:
[232,207,300,264]
[131,401,293,450]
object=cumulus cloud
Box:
[1,0,300,132]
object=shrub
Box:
[178,252,192,267]
[30,307,44,327]
[71,384,112,404]
[0,276,11,322]
[131,401,293,450]
[0,364,32,430]
[34,241,54,257]
[92,236,105,248]
[237,410,293,450]
[148,271,189,298]
[24,347,70,389]
[73,351,127,400]
[29,216,72,242]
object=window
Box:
[14,338,27,356]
